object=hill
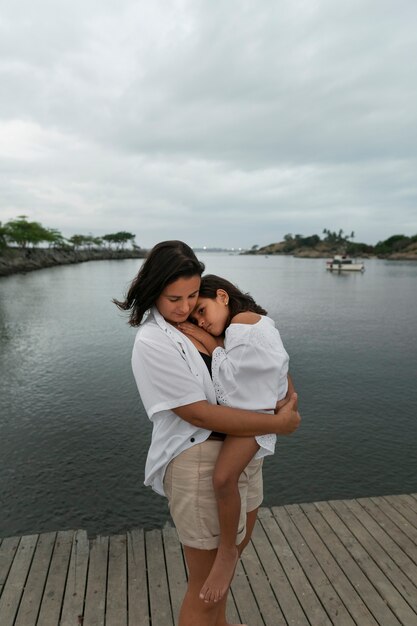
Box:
[246,232,417,260]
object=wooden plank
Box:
[83,535,109,626]
[0,534,38,626]
[274,505,355,626]
[401,494,417,513]
[331,500,417,613]
[229,557,264,626]
[258,508,328,626]
[383,495,417,529]
[371,496,417,547]
[106,534,127,626]
[351,498,417,579]
[162,526,187,626]
[60,530,89,626]
[287,504,380,626]
[251,514,309,626]
[37,530,74,626]
[317,500,416,626]
[146,529,173,626]
[14,532,56,626]
[127,529,149,626]
[225,585,240,625]
[301,502,402,625]
[239,536,286,626]
[0,536,20,595]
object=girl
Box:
[178,274,290,604]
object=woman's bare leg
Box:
[214,507,259,626]
[200,436,259,603]
[180,546,225,626]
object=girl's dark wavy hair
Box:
[113,240,205,326]
[198,274,267,319]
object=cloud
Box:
[1,0,416,247]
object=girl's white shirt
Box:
[211,315,289,459]
[132,306,216,495]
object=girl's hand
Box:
[177,322,220,355]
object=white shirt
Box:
[131,307,217,495]
[211,315,289,459]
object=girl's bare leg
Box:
[200,436,259,603]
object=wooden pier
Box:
[1,494,416,625]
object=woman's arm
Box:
[177,322,221,354]
[173,393,300,437]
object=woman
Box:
[115,240,300,626]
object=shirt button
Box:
[190,437,195,442]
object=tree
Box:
[0,222,7,250]
[5,216,52,248]
[102,231,136,249]
[45,228,67,248]
[374,235,410,255]
[322,228,353,244]
[68,234,88,250]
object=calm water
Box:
[1,254,416,538]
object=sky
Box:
[1,0,416,249]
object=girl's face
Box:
[156,275,201,325]
[192,289,230,336]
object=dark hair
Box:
[114,240,205,326]
[198,274,267,320]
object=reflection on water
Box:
[1,256,417,537]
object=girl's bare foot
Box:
[199,545,239,603]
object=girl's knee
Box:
[212,469,240,496]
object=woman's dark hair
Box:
[198,274,267,319]
[114,240,205,326]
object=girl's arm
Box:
[173,393,300,437]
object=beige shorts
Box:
[163,439,263,550]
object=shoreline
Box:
[0,247,147,277]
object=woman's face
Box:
[191,289,230,336]
[156,275,201,324]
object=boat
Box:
[326,255,365,272]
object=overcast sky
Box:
[1,0,416,248]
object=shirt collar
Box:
[148,306,187,344]
[145,307,216,400]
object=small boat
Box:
[326,255,365,272]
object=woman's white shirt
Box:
[131,307,216,495]
[211,315,289,459]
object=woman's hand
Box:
[274,393,301,435]
[177,322,221,355]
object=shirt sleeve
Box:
[211,323,288,410]
[132,332,207,419]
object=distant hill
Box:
[245,232,417,260]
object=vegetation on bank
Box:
[248,229,417,258]
[0,216,138,253]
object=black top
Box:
[198,351,225,439]
[199,351,212,376]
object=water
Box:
[1,255,416,538]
